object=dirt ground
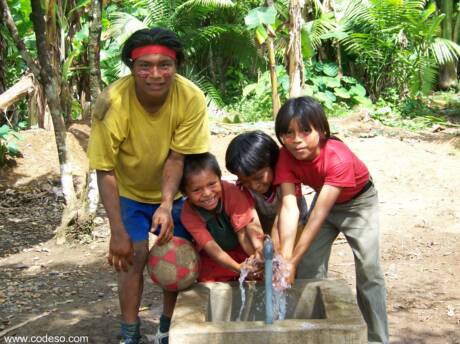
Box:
[0,116,459,344]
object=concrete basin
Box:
[170,279,367,344]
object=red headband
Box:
[131,45,177,61]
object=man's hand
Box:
[107,231,133,272]
[151,206,174,245]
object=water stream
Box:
[237,236,291,323]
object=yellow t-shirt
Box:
[87,74,210,203]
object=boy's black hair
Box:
[275,96,331,145]
[225,130,279,176]
[179,153,222,194]
[121,27,184,68]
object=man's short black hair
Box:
[225,130,279,177]
[121,27,184,68]
[180,153,222,194]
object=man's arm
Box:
[151,150,184,245]
[97,170,133,272]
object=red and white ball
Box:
[148,237,199,291]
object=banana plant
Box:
[244,5,280,117]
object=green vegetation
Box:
[1,0,460,134]
[0,124,23,166]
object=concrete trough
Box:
[170,279,367,344]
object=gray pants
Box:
[297,185,389,344]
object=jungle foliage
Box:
[2,0,460,130]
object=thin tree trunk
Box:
[267,37,280,117]
[0,0,48,129]
[0,26,5,94]
[30,0,76,205]
[88,0,103,109]
[287,0,305,97]
[439,0,458,89]
[454,7,460,44]
[331,0,343,78]
[86,0,103,216]
[0,0,40,76]
[28,76,47,129]
[266,0,280,118]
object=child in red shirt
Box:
[180,153,264,282]
[274,96,388,344]
[225,130,309,253]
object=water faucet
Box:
[264,237,274,324]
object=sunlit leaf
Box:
[244,6,277,29]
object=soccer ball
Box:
[147,237,200,291]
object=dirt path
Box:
[0,118,459,343]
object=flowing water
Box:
[237,249,292,321]
[237,266,250,321]
[272,254,291,320]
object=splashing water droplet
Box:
[237,265,250,321]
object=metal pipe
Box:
[264,237,274,324]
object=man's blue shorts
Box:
[120,196,192,243]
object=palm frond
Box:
[307,12,337,49]
[145,0,172,27]
[431,38,460,65]
[409,56,437,95]
[175,0,234,16]
[194,25,231,45]
[107,12,148,45]
[184,67,225,107]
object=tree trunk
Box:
[88,0,103,102]
[86,0,103,217]
[2,0,92,243]
[287,0,305,97]
[0,26,5,94]
[0,0,41,77]
[28,76,48,129]
[439,0,458,89]
[31,0,77,205]
[454,5,460,44]
[267,37,281,117]
[266,0,280,118]
[331,0,343,78]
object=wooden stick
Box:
[0,309,56,337]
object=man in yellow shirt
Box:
[87,28,209,344]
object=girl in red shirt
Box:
[179,153,263,282]
[274,96,388,344]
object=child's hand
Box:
[254,249,263,261]
[272,254,294,292]
[285,258,297,285]
[241,255,264,279]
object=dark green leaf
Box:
[322,63,339,77]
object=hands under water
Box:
[240,250,295,292]
[240,254,264,280]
